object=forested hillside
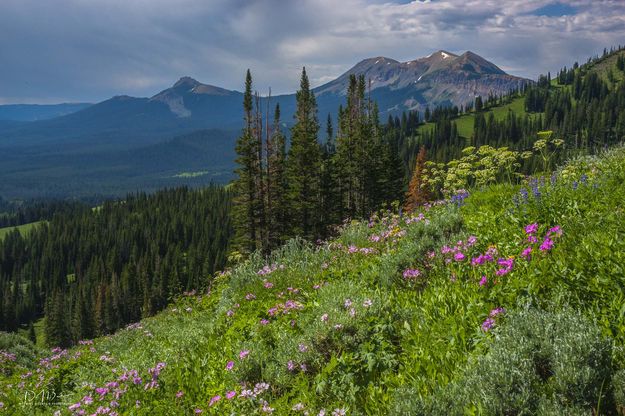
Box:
[0,186,232,346]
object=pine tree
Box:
[320,113,339,230]
[404,146,431,211]
[232,70,262,254]
[286,67,322,240]
[266,103,288,249]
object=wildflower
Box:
[260,319,270,325]
[349,308,356,317]
[69,402,81,411]
[489,307,506,317]
[495,257,514,276]
[321,314,329,323]
[348,245,358,253]
[226,310,234,317]
[245,293,256,301]
[527,235,538,243]
[479,275,487,286]
[136,400,141,408]
[521,246,532,260]
[226,391,237,400]
[332,409,347,416]
[209,395,221,406]
[239,350,250,360]
[454,252,466,262]
[481,318,495,332]
[225,361,234,371]
[240,389,254,398]
[334,324,343,330]
[95,387,109,397]
[403,268,421,279]
[83,396,94,405]
[319,410,327,416]
[287,360,296,371]
[520,187,529,201]
[467,235,478,246]
[525,223,538,235]
[254,382,270,394]
[427,251,436,259]
[176,391,184,399]
[300,363,308,372]
[299,344,308,353]
[539,238,554,251]
[195,409,203,414]
[293,403,306,411]
[264,281,274,289]
[548,225,562,236]
[344,299,352,308]
[363,299,373,308]
[110,401,119,408]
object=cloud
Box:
[0,0,624,103]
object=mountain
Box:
[314,50,530,113]
[0,103,91,121]
[0,50,530,199]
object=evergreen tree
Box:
[286,68,322,240]
[266,104,288,249]
[232,70,262,254]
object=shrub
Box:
[404,308,616,415]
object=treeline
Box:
[0,198,86,229]
[0,186,232,346]
[232,69,404,254]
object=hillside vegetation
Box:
[2,144,625,415]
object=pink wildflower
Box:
[540,238,554,251]
[209,395,221,406]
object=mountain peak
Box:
[430,50,458,59]
[173,76,201,89]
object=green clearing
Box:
[0,221,43,240]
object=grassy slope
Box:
[0,221,43,240]
[2,146,625,415]
[418,96,531,138]
[586,49,625,86]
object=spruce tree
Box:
[286,67,322,240]
[232,70,261,254]
[266,103,288,249]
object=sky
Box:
[0,0,624,104]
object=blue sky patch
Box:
[531,2,577,17]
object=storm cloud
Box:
[1,0,624,103]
